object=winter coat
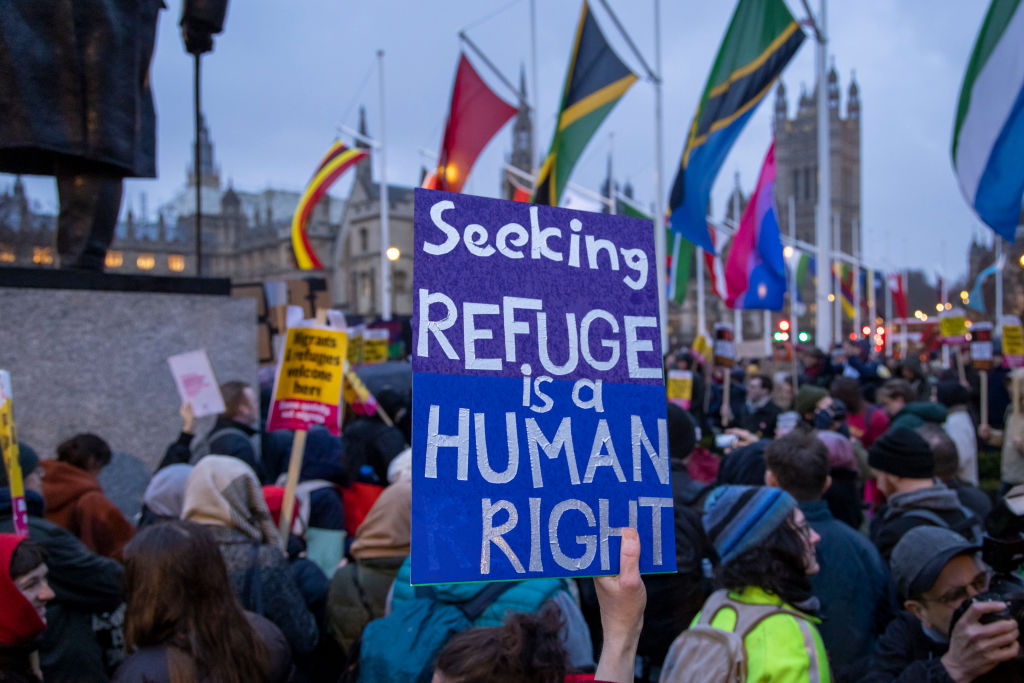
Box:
[0,646,39,683]
[888,402,947,432]
[343,417,406,484]
[943,407,978,485]
[390,557,594,669]
[0,489,124,683]
[800,500,893,681]
[206,525,319,658]
[694,585,832,683]
[870,484,980,560]
[846,405,889,448]
[112,612,292,683]
[40,460,134,561]
[0,0,161,177]
[859,611,954,683]
[739,399,782,438]
[1001,411,1024,485]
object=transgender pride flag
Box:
[724,143,787,310]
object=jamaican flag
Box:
[533,1,637,206]
[667,0,804,253]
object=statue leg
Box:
[56,173,123,271]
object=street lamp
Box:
[386,246,400,262]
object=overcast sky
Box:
[5,0,997,281]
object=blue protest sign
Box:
[411,188,674,584]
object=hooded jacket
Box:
[888,402,948,432]
[40,460,134,561]
[0,534,46,683]
[871,484,980,560]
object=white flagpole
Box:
[853,218,861,338]
[902,268,910,357]
[732,172,743,344]
[789,195,799,386]
[884,271,893,356]
[377,50,392,322]
[997,236,1005,324]
[697,245,707,339]
[813,0,832,350]
[832,211,841,344]
[653,0,668,354]
[529,0,539,172]
[763,310,772,359]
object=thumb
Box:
[619,527,641,580]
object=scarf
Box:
[182,456,280,546]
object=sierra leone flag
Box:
[953,0,1024,241]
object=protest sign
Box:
[939,309,968,345]
[713,323,735,368]
[0,371,28,536]
[347,325,365,366]
[362,328,389,364]
[411,189,673,584]
[1002,316,1024,369]
[167,350,225,418]
[267,310,348,436]
[667,370,693,410]
[971,322,993,371]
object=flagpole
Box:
[732,172,743,345]
[832,210,840,344]
[941,277,950,367]
[697,245,707,339]
[997,235,1005,325]
[763,310,772,359]
[789,195,798,386]
[809,0,832,351]
[885,271,893,356]
[595,0,668,352]
[853,218,861,339]
[902,268,910,358]
[529,0,539,172]
[377,50,392,322]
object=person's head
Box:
[777,376,795,410]
[220,381,258,425]
[868,427,936,498]
[746,374,773,403]
[142,464,194,522]
[0,534,52,647]
[56,433,111,475]
[936,380,969,409]
[829,376,865,414]
[666,402,696,464]
[892,526,986,636]
[431,603,567,683]
[675,351,694,371]
[764,432,831,502]
[878,378,915,417]
[703,485,821,604]
[0,442,41,493]
[182,456,280,546]
[916,423,960,482]
[123,521,269,683]
[794,385,830,422]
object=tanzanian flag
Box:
[533,1,637,206]
[667,0,804,253]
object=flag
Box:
[292,141,368,269]
[561,186,605,213]
[967,256,1004,313]
[428,53,519,194]
[667,0,804,252]
[704,223,730,300]
[343,369,379,417]
[533,1,638,205]
[888,272,908,319]
[835,263,856,319]
[793,252,814,303]
[619,197,692,305]
[724,143,787,310]
[952,0,1024,241]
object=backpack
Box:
[901,505,984,544]
[357,581,520,683]
[658,590,816,683]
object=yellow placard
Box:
[1005,325,1024,357]
[347,327,364,365]
[363,337,388,364]
[667,370,693,403]
[692,334,711,359]
[0,371,28,535]
[939,314,967,342]
[275,327,348,403]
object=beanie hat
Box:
[702,485,797,565]
[795,386,828,417]
[0,534,46,646]
[666,403,696,463]
[868,427,935,478]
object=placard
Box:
[667,370,693,410]
[939,309,968,345]
[167,350,225,418]
[411,189,674,584]
[1003,316,1024,369]
[362,328,389,364]
[0,371,28,536]
[347,325,365,365]
[713,322,735,368]
[971,322,993,370]
[267,320,348,435]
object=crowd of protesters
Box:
[4,336,1024,682]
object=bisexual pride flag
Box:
[724,143,787,310]
[410,189,674,585]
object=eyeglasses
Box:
[925,570,992,607]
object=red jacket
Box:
[41,460,134,561]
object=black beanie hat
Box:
[666,403,697,463]
[868,427,935,479]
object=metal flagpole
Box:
[377,50,392,322]
[997,236,1005,325]
[789,195,799,385]
[529,0,539,171]
[902,268,909,357]
[763,310,772,358]
[853,218,861,338]
[941,277,950,367]
[697,245,707,339]
[811,0,832,349]
[884,271,893,356]
[832,211,841,343]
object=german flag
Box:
[532,1,637,206]
[668,0,804,253]
[291,141,368,270]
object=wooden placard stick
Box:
[980,370,989,429]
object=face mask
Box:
[813,408,834,430]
